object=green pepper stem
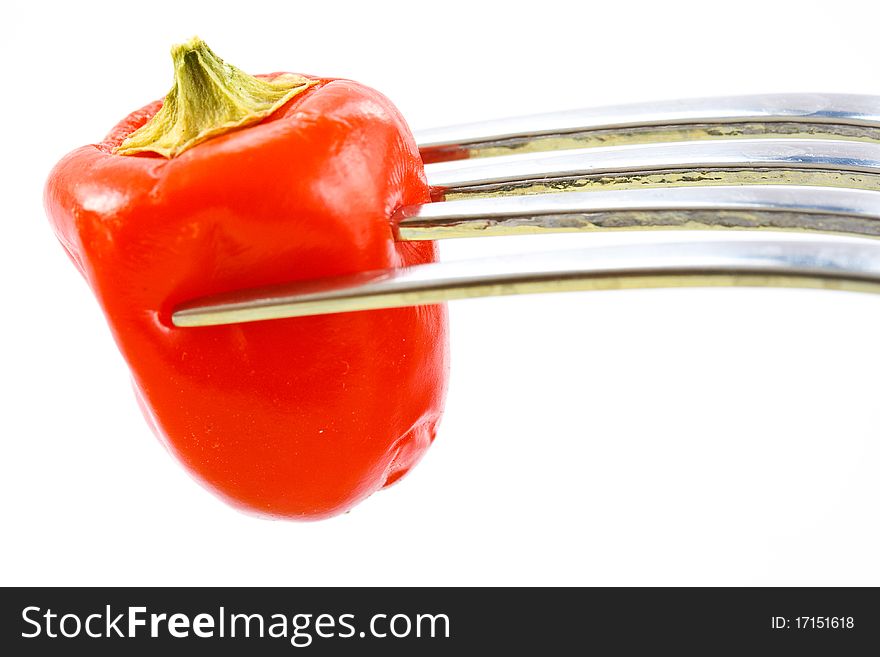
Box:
[115,37,315,158]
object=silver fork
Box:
[172,94,880,327]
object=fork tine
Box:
[425,139,880,199]
[172,237,880,327]
[416,94,880,163]
[397,185,880,240]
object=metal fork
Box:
[172,94,880,327]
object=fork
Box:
[172,94,880,327]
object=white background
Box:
[3,0,880,586]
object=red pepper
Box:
[44,38,449,520]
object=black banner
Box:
[1,587,877,654]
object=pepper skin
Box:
[45,48,449,520]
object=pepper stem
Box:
[115,37,315,158]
